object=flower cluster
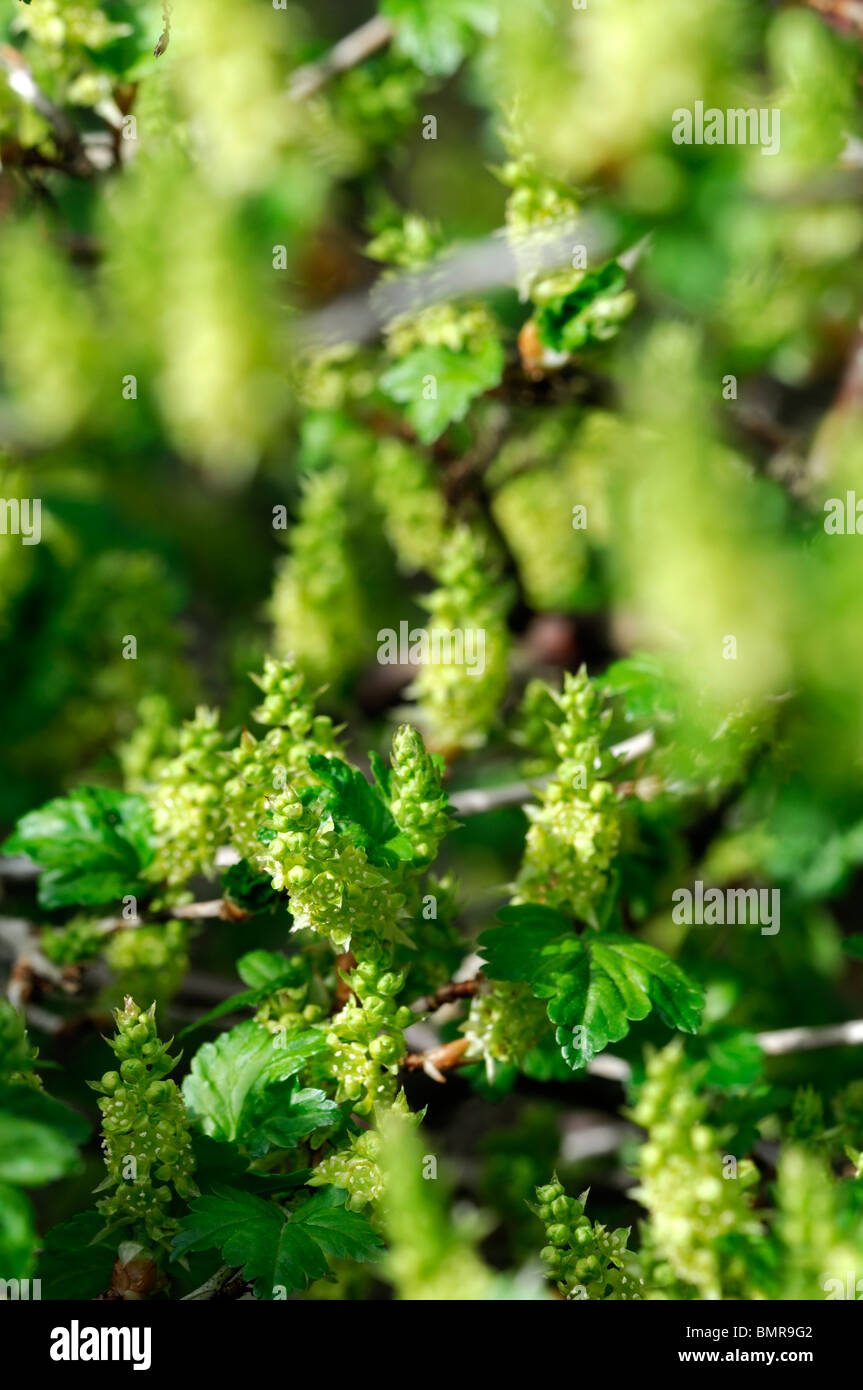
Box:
[388,723,454,863]
[308,1124,384,1212]
[261,787,408,952]
[225,657,342,865]
[409,525,512,755]
[323,951,414,1116]
[269,466,373,692]
[372,437,447,575]
[775,1146,863,1299]
[630,1041,762,1300]
[39,913,105,967]
[462,981,549,1078]
[146,706,228,889]
[103,921,190,1012]
[515,668,621,922]
[91,998,197,1251]
[308,1093,421,1212]
[254,951,326,1034]
[533,1179,641,1300]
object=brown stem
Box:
[413,977,483,1013]
[401,1036,470,1082]
[287,16,395,100]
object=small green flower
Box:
[462,981,548,1077]
[225,656,343,866]
[323,950,412,1115]
[630,1041,763,1300]
[146,707,229,889]
[409,525,513,754]
[514,668,621,921]
[92,998,197,1252]
[532,1177,640,1300]
[388,724,454,863]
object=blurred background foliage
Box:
[4,0,863,1296]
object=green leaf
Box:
[700,1031,764,1090]
[534,262,634,354]
[478,911,703,1070]
[38,1211,115,1300]
[0,1183,36,1280]
[171,1185,383,1299]
[367,749,391,799]
[191,1134,312,1195]
[602,654,679,726]
[182,1021,326,1144]
[178,987,276,1039]
[479,903,574,981]
[307,753,409,868]
[3,786,154,909]
[236,950,294,990]
[244,1086,340,1158]
[380,338,504,445]
[0,1083,88,1186]
[381,0,498,75]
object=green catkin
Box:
[462,981,549,1078]
[533,1178,641,1300]
[117,694,178,794]
[379,1104,496,1300]
[39,914,106,967]
[492,461,591,612]
[514,667,621,921]
[146,706,229,889]
[775,1146,863,1299]
[372,437,447,575]
[409,525,513,754]
[309,1126,385,1211]
[261,785,408,951]
[224,656,343,866]
[630,1041,763,1301]
[255,951,326,1035]
[308,1093,422,1212]
[269,466,371,691]
[323,950,414,1116]
[92,998,197,1251]
[103,921,190,1012]
[388,723,454,863]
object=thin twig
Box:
[288,16,394,101]
[172,898,251,922]
[757,1018,863,1055]
[297,214,618,348]
[412,977,483,1014]
[400,1013,863,1087]
[450,729,656,817]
